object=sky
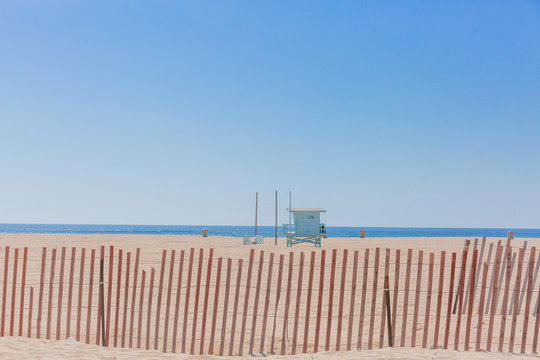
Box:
[1,1,539,228]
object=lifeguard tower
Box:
[283,208,326,247]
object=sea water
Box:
[1,223,540,238]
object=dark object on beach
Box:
[201,229,208,237]
[360,230,366,238]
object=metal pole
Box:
[289,191,291,227]
[384,275,393,347]
[255,192,258,236]
[275,190,278,246]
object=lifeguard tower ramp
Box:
[283,208,326,247]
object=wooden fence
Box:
[1,239,540,355]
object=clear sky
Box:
[1,1,539,228]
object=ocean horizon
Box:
[1,223,540,238]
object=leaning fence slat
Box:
[113,249,123,347]
[208,257,222,354]
[498,246,513,352]
[336,250,348,351]
[357,249,369,350]
[379,249,390,348]
[46,248,57,340]
[368,248,380,350]
[19,247,28,337]
[85,249,95,345]
[76,248,85,342]
[443,252,456,349]
[171,250,184,353]
[250,251,265,354]
[239,249,254,356]
[533,264,540,354]
[146,268,155,350]
[37,247,46,339]
[219,258,232,356]
[521,247,536,353]
[315,250,326,352]
[292,252,305,354]
[261,253,274,354]
[475,261,489,351]
[181,248,194,353]
[509,248,524,353]
[121,251,131,348]
[162,250,175,352]
[155,250,167,351]
[302,251,315,353]
[55,247,66,340]
[485,240,502,314]
[347,250,359,351]
[487,245,503,351]
[190,249,203,354]
[422,252,434,348]
[465,249,478,350]
[28,287,34,338]
[462,239,478,312]
[137,270,146,349]
[1,246,10,337]
[400,249,412,347]
[454,248,469,350]
[66,247,76,339]
[411,250,423,347]
[129,248,140,348]
[200,248,214,354]
[509,242,527,314]
[229,258,243,355]
[433,251,445,349]
[391,249,400,344]
[282,252,294,355]
[270,255,285,354]
[9,248,18,336]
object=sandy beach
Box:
[0,234,538,359]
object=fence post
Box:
[190,249,203,354]
[229,258,243,355]
[137,270,146,349]
[498,246,513,352]
[521,247,536,353]
[347,250,359,351]
[162,250,174,352]
[487,245,503,351]
[336,250,347,350]
[122,251,132,348]
[411,250,423,347]
[114,249,123,347]
[66,247,76,339]
[250,251,265,354]
[509,248,524,352]
[99,248,106,346]
[314,250,326,352]
[1,246,10,337]
[433,251,445,349]
[171,250,184,353]
[181,248,194,353]
[9,248,19,337]
[475,262,489,351]
[292,251,304,354]
[281,252,294,355]
[270,254,284,354]
[76,248,85,342]
[260,253,274,354]
[19,247,28,337]
[156,250,167,351]
[199,248,214,354]
[465,249,478,350]
[384,275,392,347]
[219,258,232,356]
[368,248,380,349]
[400,249,412,347]
[85,249,95,344]
[379,249,390,348]
[129,248,140,348]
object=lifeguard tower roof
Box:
[288,208,326,212]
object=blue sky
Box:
[1,1,539,227]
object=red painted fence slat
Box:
[208,256,222,354]
[66,247,76,338]
[422,252,434,348]
[347,250,359,351]
[281,252,294,355]
[433,251,445,349]
[357,249,369,350]
[261,253,274,354]
[326,249,337,351]
[190,249,203,354]
[465,249,478,350]
[129,248,140,348]
[181,248,194,353]
[368,248,380,349]
[199,248,214,354]
[521,247,536,353]
[229,258,243,355]
[121,251,131,348]
[19,247,28,337]
[250,251,265,354]
[155,250,167,351]
[55,247,66,340]
[219,258,232,356]
[292,252,305,354]
[171,250,184,353]
[239,249,254,356]
[162,250,175,352]
[9,248,19,336]
[411,250,423,347]
[314,250,326,352]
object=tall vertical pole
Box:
[255,192,258,236]
[275,190,278,246]
[289,191,292,227]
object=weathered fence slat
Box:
[171,250,184,353]
[129,248,140,348]
[146,268,155,350]
[114,249,123,347]
[391,249,400,344]
[487,245,503,351]
[121,251,131,348]
[200,248,214,354]
[411,250,423,347]
[181,248,194,353]
[106,246,114,345]
[1,246,10,337]
[19,247,28,337]
[9,248,19,337]
[292,251,304,354]
[379,249,390,348]
[162,250,174,352]
[465,249,478,350]
[422,252,434,348]
[229,258,243,356]
[509,248,524,353]
[400,249,412,347]
[347,250,359,351]
[443,252,456,349]
[190,249,203,354]
[66,247,76,339]
[137,270,146,349]
[261,253,274,354]
[28,287,34,338]
[55,247,65,340]
[46,248,57,340]
[208,257,222,354]
[325,249,337,351]
[156,250,167,351]
[271,255,284,354]
[219,258,232,356]
[498,247,513,352]
[368,248,380,349]
[85,249,95,345]
[314,250,326,352]
[76,248,85,342]
[475,262,489,351]
[485,240,502,314]
[250,251,265,354]
[239,249,254,356]
[433,251,445,348]
[521,247,536,353]
[282,252,294,355]
[336,250,347,351]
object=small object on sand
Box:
[508,231,515,240]
[360,230,366,238]
[66,337,79,344]
[202,229,208,237]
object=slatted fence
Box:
[1,240,540,355]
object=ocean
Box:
[1,223,540,238]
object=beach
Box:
[0,234,538,359]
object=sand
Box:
[0,234,538,358]
[0,336,535,360]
